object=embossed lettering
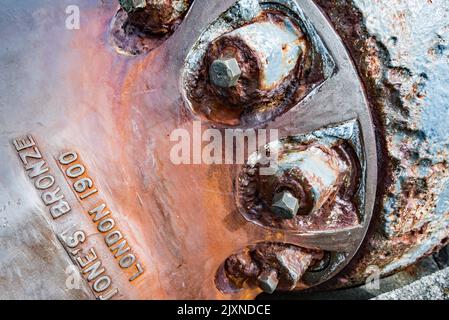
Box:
[50,201,71,219]
[20,147,43,166]
[110,239,130,258]
[73,177,93,193]
[41,187,64,206]
[35,175,55,190]
[66,164,85,178]
[26,160,48,178]
[13,135,35,152]
[89,203,110,222]
[98,218,115,233]
[77,248,98,268]
[59,151,78,165]
[83,261,105,282]
[93,276,111,293]
[119,254,136,269]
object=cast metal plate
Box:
[0,0,377,299]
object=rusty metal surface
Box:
[119,0,192,34]
[0,0,377,299]
[219,243,323,293]
[183,1,334,128]
[12,0,449,300]
[314,0,449,288]
[236,121,363,233]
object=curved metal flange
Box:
[0,0,376,299]
[175,0,377,295]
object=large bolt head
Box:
[257,269,279,294]
[209,58,242,88]
[271,191,300,219]
[119,0,147,13]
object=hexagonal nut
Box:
[271,191,300,219]
[119,0,147,13]
[209,58,241,88]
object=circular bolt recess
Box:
[209,58,241,88]
[257,269,279,294]
[271,191,300,220]
[119,0,147,13]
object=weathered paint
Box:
[315,0,449,285]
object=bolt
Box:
[119,0,147,13]
[257,269,279,294]
[275,248,313,289]
[271,191,300,219]
[209,58,241,88]
[208,17,303,92]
